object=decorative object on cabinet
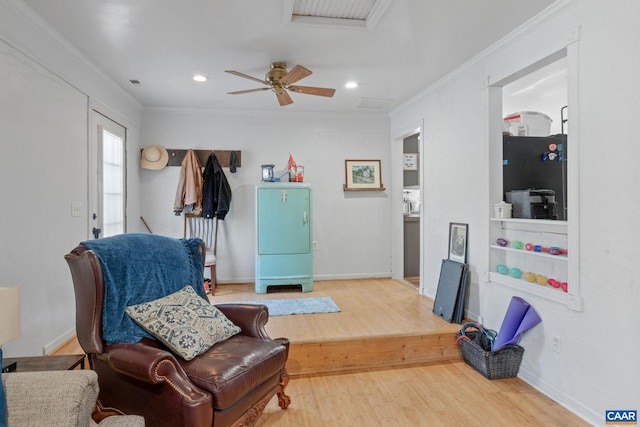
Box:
[164,149,242,168]
[448,222,468,264]
[343,159,385,191]
[255,183,313,293]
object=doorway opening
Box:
[403,133,421,289]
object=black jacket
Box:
[202,153,232,219]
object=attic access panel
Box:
[284,0,392,29]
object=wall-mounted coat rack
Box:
[166,149,242,168]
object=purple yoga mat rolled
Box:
[493,296,541,351]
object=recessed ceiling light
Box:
[193,74,208,82]
[345,81,359,89]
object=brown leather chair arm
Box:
[106,343,208,403]
[215,303,270,339]
[100,342,213,426]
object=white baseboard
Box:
[218,273,393,284]
[518,365,599,426]
[43,327,76,355]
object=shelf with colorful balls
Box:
[492,238,568,291]
[490,238,567,262]
[488,218,570,305]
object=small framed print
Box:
[343,160,385,191]
[448,222,468,264]
[403,153,418,171]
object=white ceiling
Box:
[19,0,557,113]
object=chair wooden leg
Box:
[277,368,291,409]
[209,265,216,295]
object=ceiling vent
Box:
[355,98,394,109]
[282,0,392,30]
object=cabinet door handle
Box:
[303,211,308,225]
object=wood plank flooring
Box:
[211,279,460,376]
[210,279,457,343]
[52,278,588,426]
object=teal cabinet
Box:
[255,183,313,293]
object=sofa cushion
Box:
[126,286,240,361]
[180,335,288,410]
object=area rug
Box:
[224,297,340,316]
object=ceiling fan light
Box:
[345,81,359,89]
[193,74,208,82]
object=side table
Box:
[2,354,85,373]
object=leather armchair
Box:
[65,237,290,427]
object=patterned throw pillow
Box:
[126,286,241,360]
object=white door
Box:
[89,110,126,239]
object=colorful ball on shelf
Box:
[524,272,536,282]
[525,243,533,251]
[547,278,561,288]
[512,240,523,250]
[496,264,509,275]
[560,282,568,292]
[535,274,547,285]
[509,267,522,279]
[496,238,508,247]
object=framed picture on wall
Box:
[343,159,385,191]
[448,222,468,264]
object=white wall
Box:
[0,0,143,356]
[139,108,391,283]
[391,0,639,424]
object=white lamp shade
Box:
[0,286,21,345]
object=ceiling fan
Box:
[225,62,336,106]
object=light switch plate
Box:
[71,201,83,217]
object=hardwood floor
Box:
[52,278,588,426]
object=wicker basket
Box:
[457,337,524,380]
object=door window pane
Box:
[102,128,124,236]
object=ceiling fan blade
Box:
[227,87,271,95]
[288,85,336,97]
[225,70,268,85]
[276,90,294,106]
[280,65,312,85]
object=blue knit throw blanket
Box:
[82,233,205,345]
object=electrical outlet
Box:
[312,241,318,250]
[552,335,562,354]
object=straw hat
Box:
[140,145,169,170]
